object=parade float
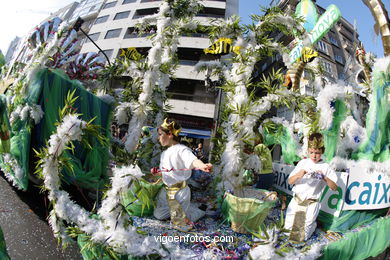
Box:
[0,0,389,259]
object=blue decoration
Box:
[354,136,361,143]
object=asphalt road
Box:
[0,175,81,260]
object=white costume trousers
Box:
[153,186,205,222]
[284,197,320,241]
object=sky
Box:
[239,0,390,57]
[0,0,389,57]
[0,0,77,54]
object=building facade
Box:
[79,0,239,142]
[256,0,363,121]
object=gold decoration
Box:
[119,47,143,61]
[356,43,372,85]
[204,38,241,55]
[300,47,318,63]
[166,181,188,226]
[160,118,181,136]
[308,135,324,149]
[363,0,390,56]
[284,47,318,91]
[0,78,15,94]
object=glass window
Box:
[323,61,333,73]
[329,36,339,46]
[317,40,328,54]
[334,54,344,64]
[133,8,158,19]
[114,11,130,20]
[338,72,346,80]
[99,49,114,59]
[95,15,109,24]
[105,28,122,39]
[123,0,137,3]
[87,32,100,42]
[102,1,117,9]
[123,27,138,38]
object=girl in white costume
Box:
[153,119,213,231]
[284,133,338,242]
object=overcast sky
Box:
[0,0,77,54]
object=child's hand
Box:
[201,163,213,173]
[298,169,307,178]
[150,167,161,176]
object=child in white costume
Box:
[153,119,213,231]
[284,133,338,242]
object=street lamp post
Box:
[73,17,111,66]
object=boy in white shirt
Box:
[284,133,338,242]
[153,119,213,231]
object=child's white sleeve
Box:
[181,147,198,169]
[288,159,305,180]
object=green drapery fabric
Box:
[0,95,10,154]
[28,68,112,189]
[320,216,390,260]
[352,68,390,162]
[318,208,387,232]
[323,99,347,162]
[0,226,10,260]
[0,68,112,190]
[264,125,300,165]
[0,96,31,189]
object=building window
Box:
[329,36,339,46]
[99,49,114,59]
[114,11,130,20]
[95,15,109,24]
[105,29,122,39]
[87,32,100,42]
[334,54,344,64]
[317,40,328,54]
[196,7,225,18]
[102,1,117,9]
[338,72,346,80]
[123,0,137,3]
[133,8,159,19]
[89,5,96,12]
[323,61,333,73]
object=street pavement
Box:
[0,175,81,260]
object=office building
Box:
[80,0,239,142]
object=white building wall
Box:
[166,99,215,118]
[80,0,238,119]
